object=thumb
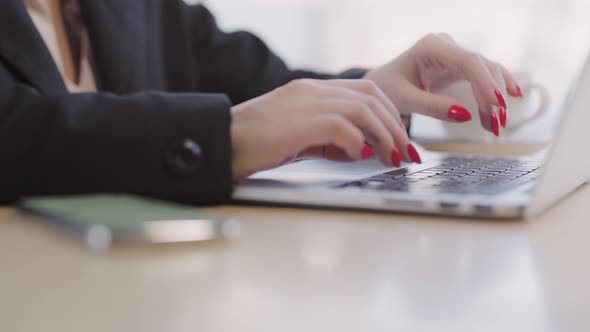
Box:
[404,86,473,123]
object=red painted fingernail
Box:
[406,143,422,164]
[448,105,472,122]
[361,145,374,159]
[516,84,524,97]
[499,106,507,128]
[391,148,401,167]
[494,88,507,108]
[491,113,500,137]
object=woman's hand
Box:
[365,33,523,136]
[231,79,420,180]
[231,33,521,180]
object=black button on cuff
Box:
[165,139,203,177]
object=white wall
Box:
[193,0,590,75]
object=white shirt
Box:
[24,0,97,92]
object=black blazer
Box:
[0,0,364,204]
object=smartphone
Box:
[18,194,239,250]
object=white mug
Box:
[440,72,549,142]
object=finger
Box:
[316,79,404,125]
[301,113,366,160]
[498,64,524,97]
[312,80,409,164]
[488,63,508,128]
[487,62,507,93]
[439,46,506,136]
[471,62,505,132]
[474,87,500,136]
[400,82,473,123]
[416,35,507,111]
[477,103,501,137]
[300,145,357,162]
[317,98,397,166]
[482,58,522,98]
[323,145,360,161]
[297,80,403,165]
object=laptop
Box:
[233,57,590,219]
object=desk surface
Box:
[1,186,589,332]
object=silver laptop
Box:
[233,57,590,219]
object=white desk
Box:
[1,185,589,332]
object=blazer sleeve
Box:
[187,4,367,105]
[0,80,233,204]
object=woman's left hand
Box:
[365,33,524,136]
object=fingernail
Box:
[448,105,472,122]
[400,122,407,132]
[499,106,507,128]
[491,112,500,137]
[516,84,524,98]
[391,148,401,167]
[494,88,507,108]
[406,143,422,164]
[361,145,374,159]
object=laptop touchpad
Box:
[247,158,393,184]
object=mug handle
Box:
[504,83,550,133]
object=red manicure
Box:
[448,105,472,122]
[391,148,401,167]
[491,113,500,137]
[516,84,524,97]
[494,88,507,108]
[407,143,422,164]
[361,145,374,159]
[499,106,507,128]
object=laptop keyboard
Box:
[340,156,543,195]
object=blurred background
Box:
[189,0,590,142]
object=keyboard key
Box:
[351,156,544,195]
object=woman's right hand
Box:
[230,78,421,181]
